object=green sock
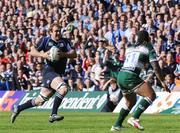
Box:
[133,98,152,119]
[114,107,130,127]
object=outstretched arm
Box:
[150,61,170,92]
[61,49,77,59]
[29,46,49,59]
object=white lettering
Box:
[96,94,107,109]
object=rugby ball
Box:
[49,46,60,62]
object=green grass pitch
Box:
[0,112,180,133]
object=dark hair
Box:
[137,30,150,44]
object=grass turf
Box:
[0,112,180,133]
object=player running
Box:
[111,30,170,131]
[11,23,77,123]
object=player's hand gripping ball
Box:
[49,46,60,62]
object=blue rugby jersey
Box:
[35,36,74,75]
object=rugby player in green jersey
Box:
[111,30,170,131]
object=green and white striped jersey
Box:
[122,43,157,75]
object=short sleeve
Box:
[35,37,49,51]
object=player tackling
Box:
[111,30,170,131]
[11,23,77,123]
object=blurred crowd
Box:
[0,0,179,93]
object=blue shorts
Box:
[42,65,60,89]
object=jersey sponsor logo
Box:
[48,42,54,47]
[46,80,50,84]
[58,42,64,47]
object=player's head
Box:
[49,23,61,41]
[136,30,150,45]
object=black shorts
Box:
[42,65,60,89]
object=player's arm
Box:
[60,39,77,59]
[62,49,77,59]
[29,37,49,59]
[150,61,170,92]
[29,46,49,59]
[148,43,170,92]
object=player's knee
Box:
[56,82,69,96]
[122,104,131,111]
[34,98,43,106]
[63,87,68,94]
[144,95,155,105]
[37,100,45,106]
[126,100,136,109]
[34,98,45,106]
[35,94,49,106]
[148,92,156,101]
[131,101,136,108]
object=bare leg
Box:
[127,82,156,130]
[11,87,54,123]
[113,93,136,128]
[133,82,156,119]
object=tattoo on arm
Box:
[150,61,164,83]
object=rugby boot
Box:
[110,126,122,132]
[49,114,64,123]
[127,117,144,130]
[11,105,20,123]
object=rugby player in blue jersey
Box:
[11,23,77,123]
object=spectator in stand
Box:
[97,39,106,60]
[154,38,166,59]
[175,44,180,63]
[104,22,114,45]
[174,63,180,88]
[0,64,10,90]
[125,20,133,41]
[90,51,103,83]
[75,77,84,91]
[143,18,157,34]
[119,20,127,39]
[158,59,168,77]
[83,77,98,92]
[70,63,85,80]
[5,63,20,90]
[17,68,31,91]
[0,0,178,93]
[82,49,93,71]
[166,34,177,54]
[98,73,108,91]
[101,78,122,112]
[67,78,76,92]
[35,62,43,86]
[164,52,176,76]
[165,74,176,91]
